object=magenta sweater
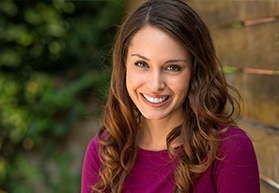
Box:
[81,127,260,193]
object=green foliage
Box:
[0,0,124,192]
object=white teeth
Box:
[143,94,168,104]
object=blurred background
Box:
[0,0,125,192]
[0,0,278,193]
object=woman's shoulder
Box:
[86,129,108,152]
[217,125,256,161]
[209,126,260,192]
[86,135,100,155]
[218,125,251,144]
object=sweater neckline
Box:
[136,145,183,155]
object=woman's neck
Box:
[137,117,183,151]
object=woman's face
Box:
[126,26,192,122]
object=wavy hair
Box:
[94,0,240,192]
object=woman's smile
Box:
[142,94,169,104]
[140,93,170,108]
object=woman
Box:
[81,0,260,192]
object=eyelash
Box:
[166,65,182,72]
[134,61,148,68]
[134,61,182,72]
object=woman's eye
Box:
[166,65,182,72]
[134,61,148,68]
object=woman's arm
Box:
[81,136,101,193]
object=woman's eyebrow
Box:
[131,54,189,64]
[166,59,189,64]
[131,54,150,61]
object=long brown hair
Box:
[94,0,240,192]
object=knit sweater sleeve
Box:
[81,136,101,193]
[213,127,260,193]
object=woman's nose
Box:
[146,71,166,92]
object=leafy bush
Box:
[0,0,124,192]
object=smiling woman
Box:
[81,1,260,193]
